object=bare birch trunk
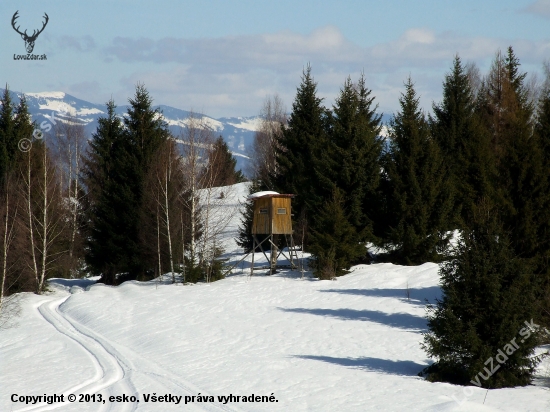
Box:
[69,141,80,265]
[25,153,39,292]
[164,169,175,281]
[189,136,197,267]
[39,147,48,292]
[157,202,162,279]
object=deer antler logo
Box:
[11,11,49,54]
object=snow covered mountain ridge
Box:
[1,89,260,173]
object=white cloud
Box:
[403,28,436,45]
[263,26,346,52]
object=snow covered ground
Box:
[1,183,549,411]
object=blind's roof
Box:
[247,191,295,200]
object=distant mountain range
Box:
[0,90,260,173]
[0,89,391,174]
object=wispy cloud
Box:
[104,26,548,72]
[523,0,550,19]
[104,26,359,71]
[57,35,96,52]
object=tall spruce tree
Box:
[501,48,542,255]
[422,200,543,388]
[123,85,170,278]
[356,75,385,241]
[481,49,547,268]
[84,100,131,284]
[308,74,383,272]
[274,65,329,233]
[326,75,383,241]
[431,56,496,227]
[381,78,453,264]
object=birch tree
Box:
[145,138,185,282]
[179,114,212,270]
[21,143,65,293]
[178,115,239,282]
[249,94,287,189]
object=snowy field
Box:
[1,183,549,412]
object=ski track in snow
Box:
[15,295,238,412]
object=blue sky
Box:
[1,0,549,117]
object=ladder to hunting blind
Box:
[289,245,300,267]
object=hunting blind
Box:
[249,192,298,275]
[251,194,293,235]
[222,191,301,277]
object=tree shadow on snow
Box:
[319,286,441,305]
[48,278,97,290]
[279,307,427,330]
[294,355,429,376]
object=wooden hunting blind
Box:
[248,192,298,275]
[251,194,294,235]
[221,191,302,277]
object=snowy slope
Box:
[1,183,549,412]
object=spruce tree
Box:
[203,136,244,187]
[483,49,546,269]
[274,65,329,231]
[309,188,364,279]
[535,62,550,264]
[123,85,171,278]
[533,62,550,325]
[504,46,528,106]
[422,200,543,388]
[308,74,383,271]
[84,100,130,284]
[12,95,34,167]
[381,78,453,264]
[327,75,383,241]
[124,84,170,172]
[356,75,385,241]
[431,56,496,227]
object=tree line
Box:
[241,47,550,388]
[0,84,243,319]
